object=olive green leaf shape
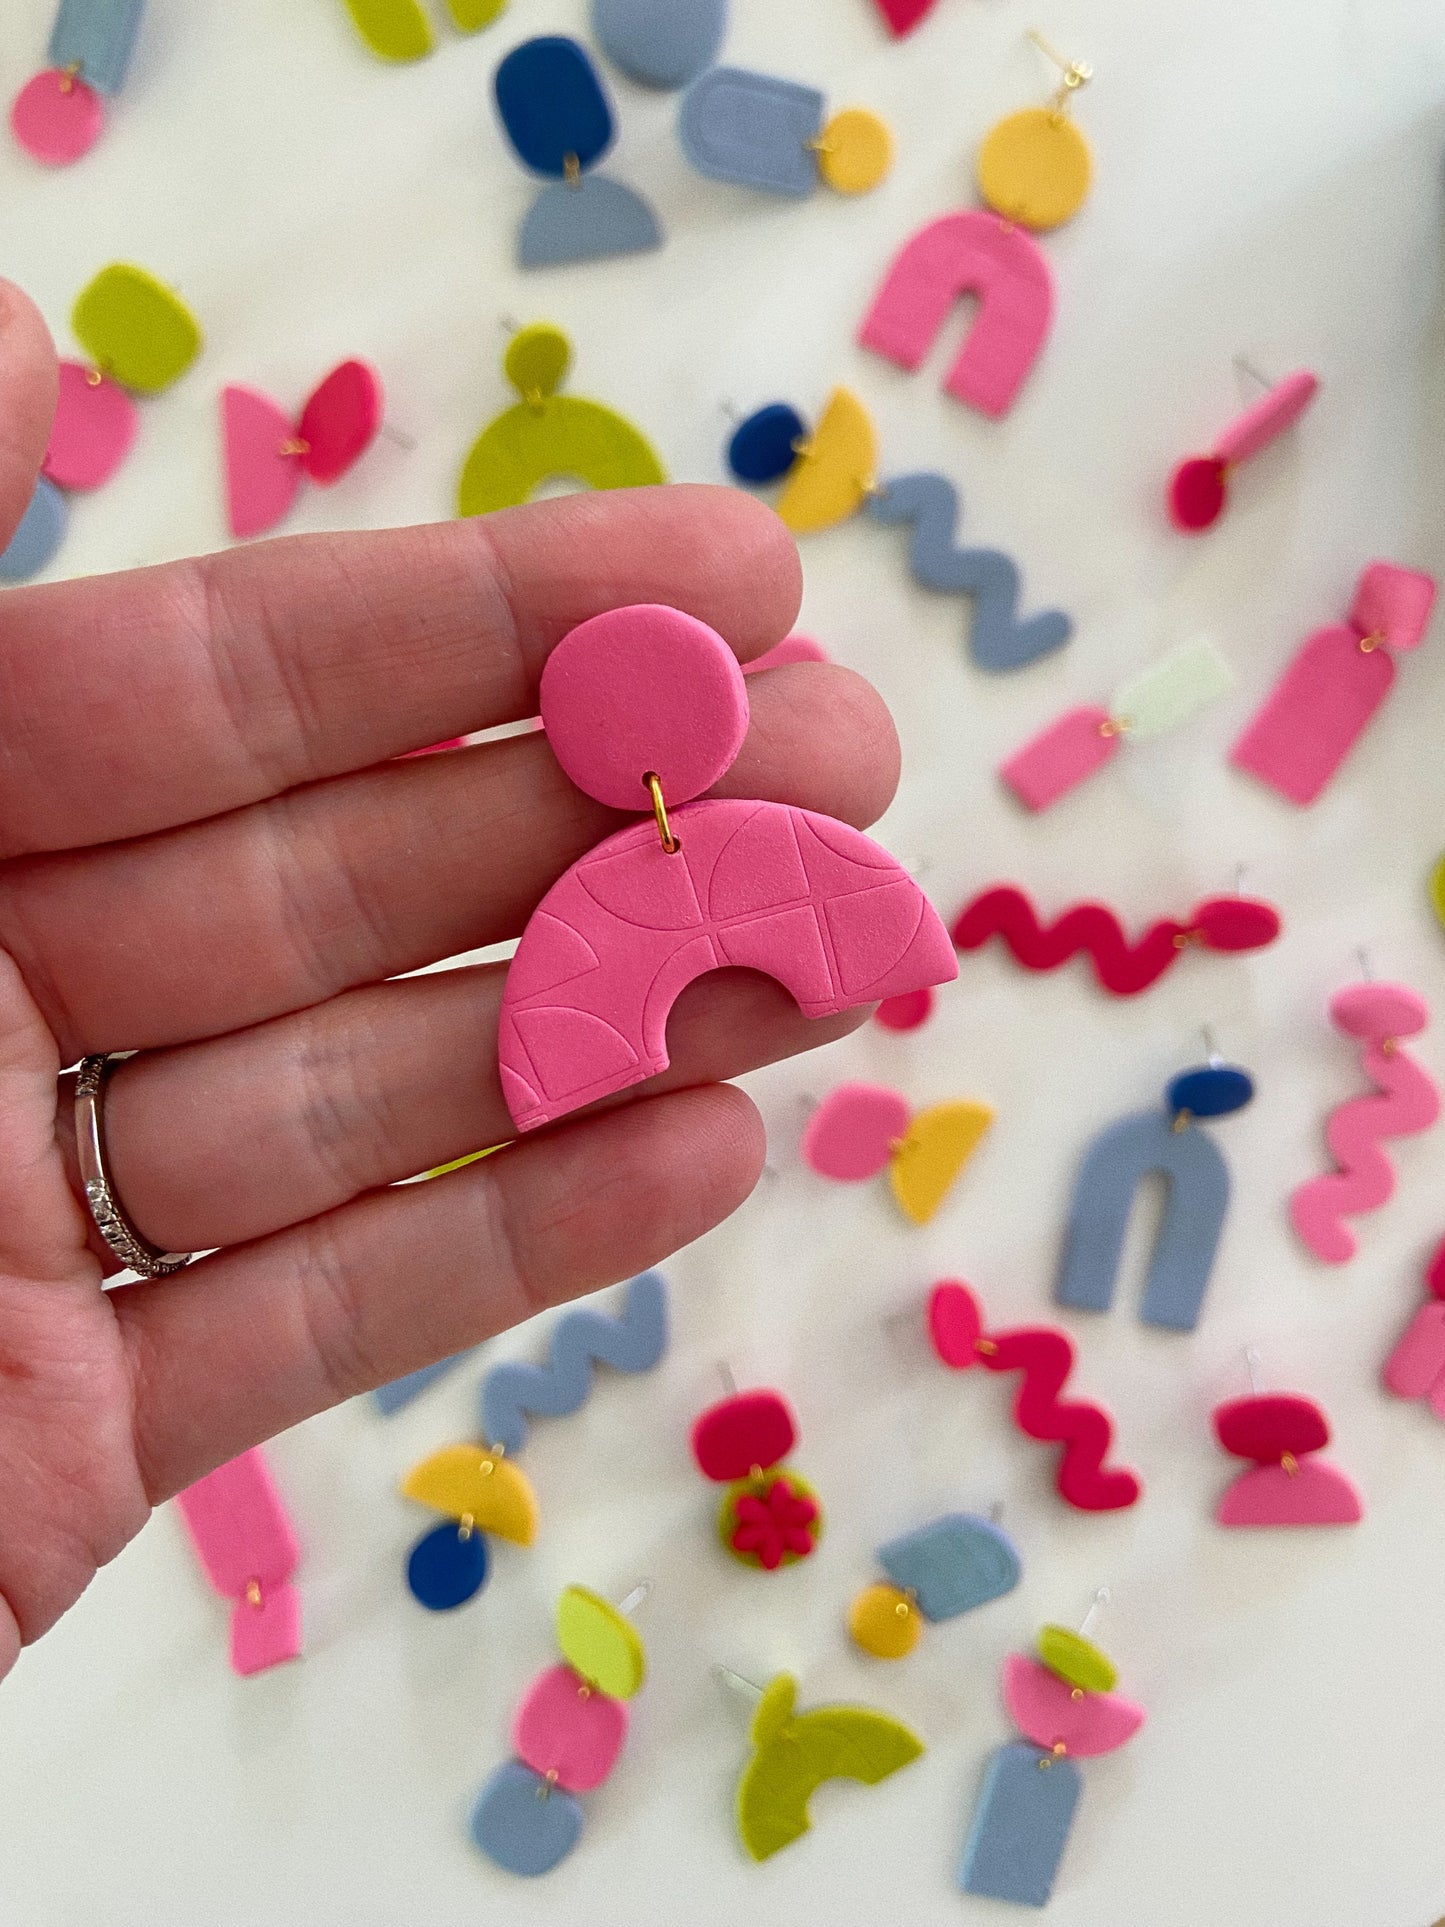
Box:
[737,1674,925,1862]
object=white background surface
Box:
[3,0,1445,1922]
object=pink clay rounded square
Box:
[513,1664,628,1791]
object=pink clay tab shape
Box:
[175,1447,303,1676]
[999,706,1118,811]
[1231,562,1436,804]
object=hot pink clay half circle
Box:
[1002,1656,1145,1757]
[1216,1459,1363,1527]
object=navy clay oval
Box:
[495,37,615,178]
[407,1519,490,1610]
[1166,1064,1255,1119]
[727,403,806,484]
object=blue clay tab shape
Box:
[471,1760,585,1876]
[867,473,1072,672]
[495,36,615,178]
[679,68,823,197]
[593,0,727,90]
[1057,1107,1230,1332]
[481,1270,668,1454]
[1166,1063,1255,1119]
[878,1513,1021,1622]
[961,1742,1081,1908]
[0,479,67,584]
[727,403,805,484]
[519,176,663,268]
[406,1519,490,1610]
[50,0,146,96]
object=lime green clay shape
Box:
[72,265,202,396]
[342,0,506,61]
[457,324,666,518]
[737,1675,924,1862]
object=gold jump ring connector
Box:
[644,772,681,854]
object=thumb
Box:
[0,281,58,556]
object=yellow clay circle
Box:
[977,108,1092,230]
[849,1583,922,1658]
[817,109,894,196]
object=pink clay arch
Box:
[858,210,1055,419]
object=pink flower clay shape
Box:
[731,1477,820,1570]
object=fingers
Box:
[0,282,58,553]
[117,1085,764,1499]
[2,661,901,1058]
[0,486,802,858]
[67,960,863,1255]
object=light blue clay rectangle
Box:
[50,0,146,96]
[961,1741,1081,1908]
[679,67,823,198]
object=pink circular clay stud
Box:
[297,360,383,485]
[875,987,934,1031]
[11,69,104,166]
[802,1082,911,1181]
[539,604,749,811]
[1167,455,1228,533]
[43,361,139,491]
[512,1664,628,1793]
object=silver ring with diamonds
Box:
[74,1055,194,1277]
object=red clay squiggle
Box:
[950,886,1280,995]
[928,1280,1141,1511]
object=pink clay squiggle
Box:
[1290,984,1441,1264]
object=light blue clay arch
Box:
[1056,1108,1230,1332]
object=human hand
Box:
[0,282,900,1678]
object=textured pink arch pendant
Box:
[858,210,1055,418]
[499,801,957,1131]
[502,604,958,1132]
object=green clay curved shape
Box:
[342,0,434,61]
[457,397,665,517]
[446,0,508,27]
[738,1702,924,1861]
